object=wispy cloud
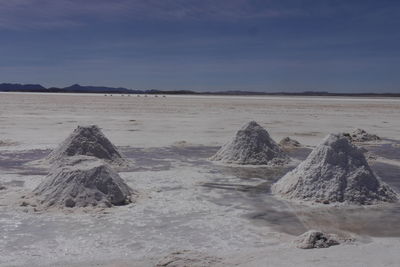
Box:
[0,0,302,30]
[0,0,398,30]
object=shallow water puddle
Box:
[366,139,400,160]
[202,143,400,237]
[370,162,400,191]
[120,145,219,171]
[0,149,49,175]
[292,204,400,237]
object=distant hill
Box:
[0,83,46,91]
[0,83,399,97]
[62,84,143,94]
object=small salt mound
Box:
[279,137,301,150]
[294,230,340,249]
[272,133,398,204]
[0,139,18,147]
[210,121,288,165]
[34,156,133,208]
[344,128,380,142]
[47,125,129,167]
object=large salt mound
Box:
[210,121,288,165]
[47,125,129,167]
[272,133,398,205]
[34,156,133,208]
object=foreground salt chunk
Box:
[46,125,129,167]
[34,156,133,208]
[294,230,340,249]
[272,133,398,204]
[210,121,289,165]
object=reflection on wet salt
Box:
[212,166,292,181]
[248,203,307,236]
[292,203,400,237]
[120,145,219,171]
[370,162,400,191]
[367,139,400,161]
[0,149,49,175]
[204,142,400,237]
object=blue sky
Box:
[0,0,399,92]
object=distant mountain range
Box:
[0,83,399,97]
[0,83,47,91]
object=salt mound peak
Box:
[210,121,289,165]
[344,128,380,142]
[272,133,398,204]
[34,156,133,208]
[47,125,128,166]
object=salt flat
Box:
[1,92,399,149]
[0,93,400,266]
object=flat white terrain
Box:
[0,93,399,266]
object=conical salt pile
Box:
[272,133,397,204]
[210,121,288,165]
[34,156,133,208]
[47,125,128,167]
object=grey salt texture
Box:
[210,121,289,165]
[34,156,133,208]
[294,230,340,249]
[156,250,222,267]
[47,125,129,166]
[272,133,398,205]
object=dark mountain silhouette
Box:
[0,83,46,91]
[62,84,143,94]
[0,83,398,97]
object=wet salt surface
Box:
[0,142,400,248]
[200,145,400,237]
[0,149,49,175]
[367,140,400,160]
[119,145,219,171]
[370,162,400,191]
